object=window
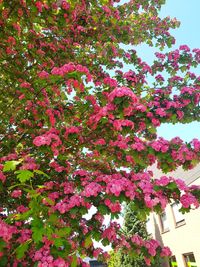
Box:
[146,218,153,235]
[89,260,107,267]
[183,253,197,267]
[159,211,169,233]
[169,256,178,267]
[171,203,185,227]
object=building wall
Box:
[147,164,200,267]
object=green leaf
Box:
[32,228,43,243]
[0,255,8,266]
[54,238,64,248]
[92,231,101,241]
[167,182,177,190]
[49,213,58,223]
[98,205,109,215]
[67,71,81,81]
[0,240,6,251]
[84,235,93,248]
[34,170,49,177]
[31,218,44,243]
[3,161,20,172]
[71,255,77,267]
[15,170,34,183]
[56,227,71,237]
[16,241,30,259]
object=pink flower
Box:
[108,87,138,103]
[65,126,80,135]
[156,108,166,117]
[144,195,159,208]
[0,219,17,242]
[53,257,69,267]
[180,193,199,208]
[103,77,118,87]
[20,81,31,88]
[93,138,106,145]
[131,234,143,246]
[131,142,145,151]
[179,45,190,52]
[102,224,118,241]
[0,171,6,183]
[175,179,187,190]
[38,70,49,78]
[191,138,200,152]
[160,246,172,257]
[155,52,165,60]
[35,1,43,12]
[113,119,134,131]
[181,86,195,95]
[104,199,121,212]
[176,110,184,120]
[155,176,170,186]
[11,190,22,198]
[144,257,151,266]
[33,135,51,146]
[61,1,70,10]
[82,182,102,197]
[106,179,127,196]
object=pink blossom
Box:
[108,87,138,103]
[156,108,166,117]
[152,118,160,126]
[155,176,170,186]
[93,138,106,145]
[103,77,118,87]
[179,45,190,52]
[181,86,195,95]
[155,52,165,60]
[0,171,6,183]
[35,1,43,12]
[61,1,70,10]
[175,179,187,190]
[11,190,22,198]
[177,110,184,119]
[131,234,143,246]
[191,138,200,152]
[83,182,102,197]
[131,142,145,151]
[113,119,134,131]
[65,126,80,135]
[144,195,159,208]
[53,257,69,267]
[38,70,49,78]
[180,193,199,208]
[33,135,51,146]
[20,81,31,88]
[144,257,151,266]
[160,246,172,257]
[104,199,121,212]
[102,224,118,241]
[0,219,17,242]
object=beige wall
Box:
[147,165,200,267]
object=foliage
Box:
[108,203,161,267]
[0,0,200,266]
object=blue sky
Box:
[158,0,200,142]
[132,0,200,142]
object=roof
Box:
[148,164,200,185]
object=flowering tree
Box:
[0,0,200,266]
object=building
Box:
[147,164,200,267]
